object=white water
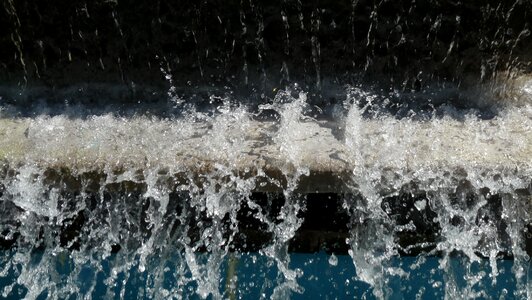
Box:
[0,82,531,299]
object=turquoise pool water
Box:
[1,251,529,299]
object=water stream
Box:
[1,1,532,299]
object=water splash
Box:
[0,81,531,298]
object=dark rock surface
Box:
[1,0,531,101]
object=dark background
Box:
[1,0,531,102]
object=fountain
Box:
[1,1,531,299]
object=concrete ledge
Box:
[1,114,530,190]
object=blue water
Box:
[1,250,529,299]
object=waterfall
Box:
[1,1,531,299]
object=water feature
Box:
[1,1,531,299]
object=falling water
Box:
[1,1,532,299]
[1,81,531,298]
